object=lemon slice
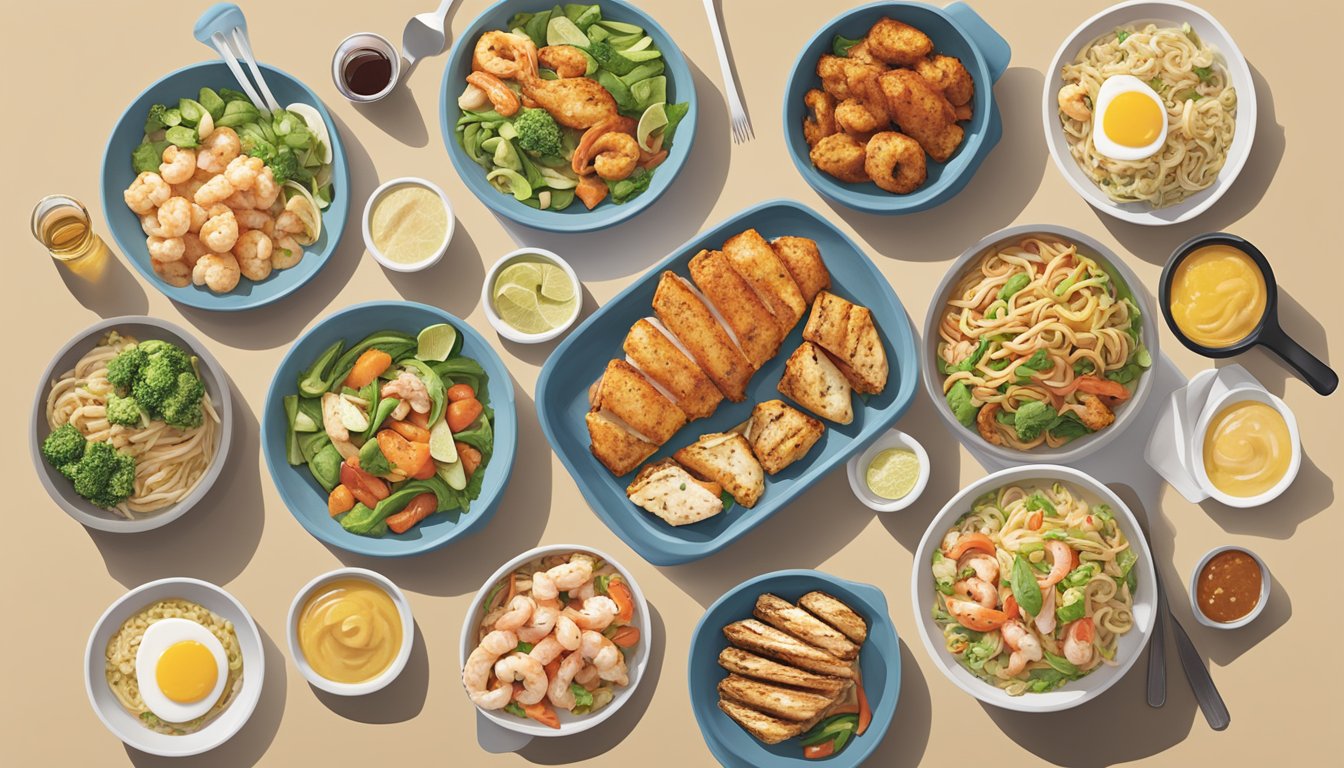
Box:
[537,263,574,303]
[416,323,457,362]
[636,103,668,152]
[866,448,920,500]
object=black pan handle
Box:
[1258,324,1338,395]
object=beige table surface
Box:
[3,0,1339,765]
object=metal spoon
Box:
[402,0,457,67]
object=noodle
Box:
[937,237,1146,450]
[932,483,1138,695]
[1060,23,1236,207]
[104,599,243,735]
[45,333,218,518]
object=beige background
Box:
[3,0,1339,765]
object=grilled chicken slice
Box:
[590,359,687,446]
[625,458,724,526]
[723,620,855,678]
[799,591,869,645]
[777,342,853,424]
[754,593,860,660]
[585,410,657,476]
[717,674,838,723]
[770,236,831,304]
[652,272,753,402]
[717,648,851,696]
[722,229,809,336]
[803,290,889,395]
[689,249,786,369]
[717,697,807,745]
[673,432,765,508]
[744,400,825,475]
[623,318,723,420]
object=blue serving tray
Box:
[688,570,901,768]
[261,301,517,558]
[535,199,919,565]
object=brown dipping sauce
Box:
[343,49,393,96]
[1196,549,1262,623]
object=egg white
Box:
[134,618,228,724]
[1092,75,1169,161]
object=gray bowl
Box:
[30,316,233,532]
[920,224,1159,464]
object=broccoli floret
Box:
[132,341,194,411]
[267,147,299,185]
[514,108,564,157]
[106,394,143,427]
[42,423,87,467]
[106,345,148,391]
[158,372,205,429]
[68,441,137,509]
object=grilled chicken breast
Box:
[770,236,831,304]
[722,229,809,335]
[799,591,869,645]
[803,291,889,395]
[754,593,860,660]
[673,432,765,508]
[689,249,785,369]
[625,458,724,526]
[717,697,807,745]
[722,620,855,678]
[585,410,657,476]
[717,675,837,722]
[623,318,723,420]
[778,342,854,424]
[652,272,753,402]
[717,648,850,696]
[590,359,687,445]
[744,400,825,475]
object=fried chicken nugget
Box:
[954,103,973,122]
[835,98,885,138]
[865,18,933,66]
[816,55,884,101]
[864,131,926,194]
[809,133,869,183]
[803,89,838,147]
[879,69,964,163]
[915,54,975,106]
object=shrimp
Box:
[863,131,927,194]
[1062,617,1095,667]
[563,596,619,631]
[474,30,536,79]
[153,258,191,288]
[275,210,306,236]
[381,371,431,413]
[139,212,163,237]
[548,651,585,710]
[233,208,274,234]
[232,229,273,282]
[518,599,560,644]
[977,401,1004,446]
[1076,392,1116,431]
[515,46,618,129]
[958,552,1000,584]
[953,577,997,609]
[554,614,581,651]
[173,178,206,203]
[199,205,239,253]
[803,89,838,147]
[465,71,520,117]
[809,132,869,183]
[192,252,241,293]
[579,630,627,685]
[223,189,257,211]
[586,132,639,181]
[574,662,601,688]
[155,196,193,238]
[158,145,197,184]
[1058,83,1092,122]
[1038,540,1074,588]
[320,391,351,445]
[494,595,535,632]
[1001,619,1043,677]
[196,126,241,173]
[182,233,209,267]
[494,652,548,705]
[529,636,567,666]
[272,234,303,269]
[194,174,235,207]
[147,235,185,264]
[547,557,594,591]
[946,596,1007,632]
[224,155,264,191]
[1034,586,1057,635]
[538,44,587,78]
[463,629,519,710]
[188,202,208,233]
[124,172,171,215]
[253,166,280,209]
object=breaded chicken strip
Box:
[769,237,831,304]
[744,400,825,475]
[586,410,657,476]
[590,359,686,445]
[722,229,809,336]
[623,318,723,420]
[865,17,933,65]
[690,249,785,369]
[803,291,889,395]
[652,272,753,402]
[778,342,853,425]
[674,432,764,508]
[809,133,869,183]
[879,69,964,162]
[916,54,975,106]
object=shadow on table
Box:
[92,374,264,587]
[329,384,551,597]
[515,603,667,764]
[385,215,485,317]
[312,621,429,722]
[126,626,287,768]
[1211,289,1333,399]
[353,75,430,149]
[864,639,933,767]
[877,385,967,552]
[496,60,731,283]
[56,243,150,318]
[823,66,1047,264]
[1200,451,1332,539]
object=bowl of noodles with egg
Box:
[921,224,1159,464]
[1042,0,1255,225]
[30,315,232,533]
[84,577,264,756]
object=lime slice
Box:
[493,284,550,335]
[495,261,544,292]
[416,323,457,362]
[866,448,920,500]
[636,103,668,152]
[538,263,574,303]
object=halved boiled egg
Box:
[134,618,228,724]
[1092,75,1168,161]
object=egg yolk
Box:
[155,640,218,703]
[1103,91,1164,147]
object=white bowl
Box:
[459,544,651,744]
[1190,385,1300,508]
[362,176,455,272]
[846,428,930,512]
[480,248,583,344]
[910,464,1157,712]
[286,567,414,696]
[84,578,264,757]
[1189,545,1271,629]
[1042,0,1256,225]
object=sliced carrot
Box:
[1003,594,1019,621]
[575,173,608,209]
[410,455,437,480]
[606,578,635,624]
[543,657,561,682]
[945,532,995,560]
[447,383,477,402]
[457,442,482,478]
[344,349,392,389]
[1027,510,1043,531]
[327,485,355,517]
[804,741,835,759]
[407,409,430,429]
[340,460,389,506]
[639,149,668,170]
[1073,375,1132,401]
[854,671,872,736]
[609,625,640,648]
[386,493,437,534]
[377,429,432,476]
[522,700,560,729]
[447,398,483,433]
[388,420,431,443]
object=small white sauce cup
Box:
[846,428,929,512]
[331,33,400,103]
[362,177,455,272]
[481,247,582,344]
[286,567,414,696]
[1189,545,1271,630]
[1191,385,1301,508]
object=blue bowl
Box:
[101,61,350,311]
[782,1,1010,214]
[260,301,517,557]
[535,199,920,566]
[688,570,901,768]
[440,0,697,232]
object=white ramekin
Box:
[481,247,582,344]
[287,567,415,696]
[362,176,455,272]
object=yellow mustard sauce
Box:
[298,578,402,683]
[370,185,448,265]
[1202,401,1291,497]
[1169,244,1267,348]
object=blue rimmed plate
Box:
[688,570,901,768]
[782,1,1010,214]
[440,0,697,232]
[261,301,516,557]
[101,61,349,311]
[535,199,919,565]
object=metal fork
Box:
[701,0,753,143]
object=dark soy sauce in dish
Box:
[344,49,393,96]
